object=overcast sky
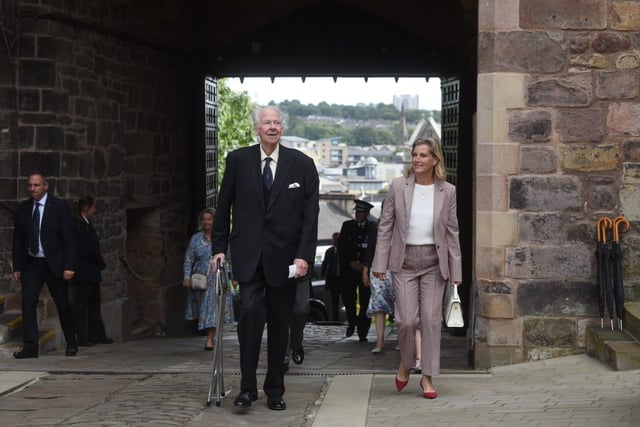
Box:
[225,77,442,111]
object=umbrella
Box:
[611,215,630,331]
[600,218,616,331]
[596,217,612,329]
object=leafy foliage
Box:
[218,79,254,183]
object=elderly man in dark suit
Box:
[12,172,78,358]
[212,106,319,411]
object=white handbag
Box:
[190,273,208,290]
[444,284,464,328]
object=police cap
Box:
[354,199,374,212]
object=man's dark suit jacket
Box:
[12,194,77,278]
[212,144,319,284]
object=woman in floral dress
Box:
[183,208,221,350]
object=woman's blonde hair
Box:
[406,138,447,181]
[198,208,216,230]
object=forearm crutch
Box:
[206,259,230,407]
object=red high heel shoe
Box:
[420,377,438,399]
[395,376,409,392]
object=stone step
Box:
[0,329,57,358]
[587,303,640,371]
[0,310,22,345]
[624,302,640,341]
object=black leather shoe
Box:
[359,337,368,343]
[233,390,258,408]
[66,345,78,356]
[267,397,287,411]
[346,324,355,337]
[292,347,304,365]
[13,349,38,359]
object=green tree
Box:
[218,79,254,183]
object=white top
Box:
[406,183,435,245]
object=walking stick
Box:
[206,259,231,407]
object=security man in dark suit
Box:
[212,106,319,411]
[338,199,376,342]
[12,172,78,358]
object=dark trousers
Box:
[289,279,310,352]
[72,280,108,343]
[340,270,371,340]
[21,256,76,350]
[325,274,341,321]
[237,268,296,398]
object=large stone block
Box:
[475,245,505,279]
[608,102,640,136]
[591,32,632,53]
[518,212,563,244]
[477,211,519,247]
[35,126,65,151]
[520,146,557,174]
[621,140,640,163]
[623,163,640,183]
[510,176,582,211]
[527,75,593,107]
[506,247,528,279]
[476,175,508,211]
[616,53,640,69]
[474,342,525,368]
[18,89,39,111]
[520,0,607,29]
[19,151,60,177]
[529,244,592,280]
[523,317,577,348]
[569,53,608,69]
[37,36,74,62]
[483,318,523,346]
[0,87,16,109]
[561,144,618,172]
[556,109,605,142]
[611,1,640,30]
[489,31,566,73]
[18,59,55,87]
[620,184,640,221]
[42,90,69,114]
[0,177,17,199]
[588,175,617,210]
[508,110,551,142]
[518,280,596,316]
[596,71,640,100]
[477,279,517,319]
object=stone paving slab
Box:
[0,324,638,426]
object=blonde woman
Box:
[183,208,218,350]
[372,138,462,399]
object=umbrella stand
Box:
[612,216,630,331]
[597,217,613,329]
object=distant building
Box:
[316,137,347,167]
[393,94,419,110]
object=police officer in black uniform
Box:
[338,200,376,341]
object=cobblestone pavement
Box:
[1,323,639,426]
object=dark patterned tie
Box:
[263,157,273,190]
[30,202,40,255]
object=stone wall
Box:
[477,0,640,367]
[0,1,194,340]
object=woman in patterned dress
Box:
[183,208,219,350]
[362,211,394,353]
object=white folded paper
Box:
[288,264,297,278]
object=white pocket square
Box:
[288,182,300,189]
